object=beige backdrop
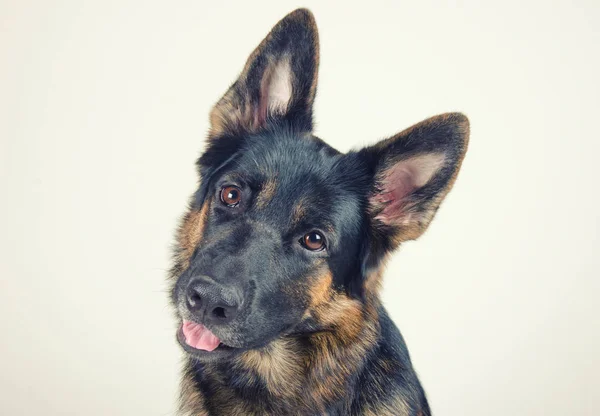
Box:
[1,1,599,415]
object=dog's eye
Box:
[300,231,326,251]
[220,186,242,207]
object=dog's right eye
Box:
[300,231,326,251]
[220,186,242,207]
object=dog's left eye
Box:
[220,186,242,207]
[300,231,326,251]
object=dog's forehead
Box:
[239,133,342,187]
[232,132,363,227]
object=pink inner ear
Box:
[255,57,293,128]
[372,153,446,224]
[373,166,416,223]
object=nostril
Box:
[187,291,202,310]
[212,307,227,319]
[210,305,238,322]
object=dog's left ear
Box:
[209,8,319,138]
[363,113,470,247]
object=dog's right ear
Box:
[209,9,319,138]
[363,113,469,249]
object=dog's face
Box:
[170,9,468,361]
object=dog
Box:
[169,8,469,416]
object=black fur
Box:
[169,8,468,415]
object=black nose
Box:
[185,276,240,325]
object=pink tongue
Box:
[182,320,221,352]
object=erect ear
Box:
[209,9,319,138]
[364,113,470,246]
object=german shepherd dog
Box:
[170,8,469,416]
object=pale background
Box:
[1,1,599,415]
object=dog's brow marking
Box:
[255,177,277,208]
[291,198,307,225]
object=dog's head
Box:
[170,9,468,361]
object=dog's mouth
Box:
[176,318,323,362]
[176,320,242,358]
[181,320,221,351]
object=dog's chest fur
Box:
[178,308,429,416]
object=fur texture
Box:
[169,8,469,416]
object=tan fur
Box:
[291,198,307,226]
[255,178,278,209]
[306,319,378,404]
[308,270,334,307]
[304,270,380,405]
[209,89,255,138]
[238,338,305,398]
[179,368,209,416]
[176,200,210,271]
[362,395,411,416]
[364,252,392,296]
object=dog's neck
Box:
[178,296,382,415]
